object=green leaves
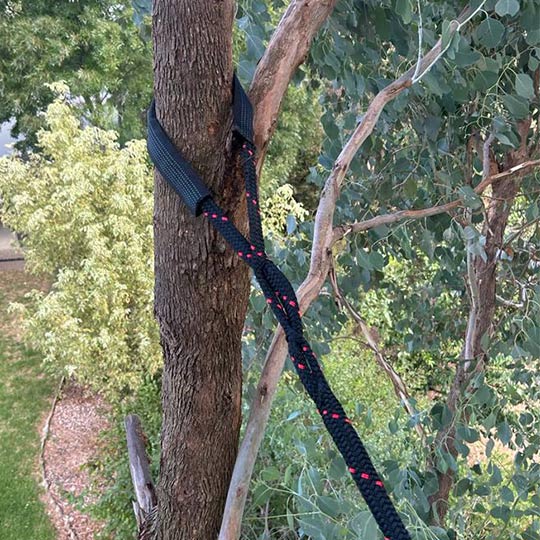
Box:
[503,94,530,119]
[476,17,505,48]
[459,187,483,210]
[490,505,512,522]
[442,20,458,52]
[0,1,153,147]
[0,95,160,399]
[497,421,512,445]
[395,0,413,24]
[495,0,520,17]
[515,73,535,100]
[523,327,540,357]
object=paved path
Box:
[0,226,24,270]
[0,226,16,250]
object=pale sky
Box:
[0,121,17,157]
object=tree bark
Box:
[152,2,250,538]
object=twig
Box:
[0,256,25,263]
[328,264,426,442]
[503,216,540,247]
[39,376,79,540]
[411,1,488,83]
[412,0,424,82]
[495,294,524,309]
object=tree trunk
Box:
[429,121,531,524]
[152,1,250,538]
[429,169,519,523]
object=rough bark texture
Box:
[152,2,250,539]
[429,120,532,524]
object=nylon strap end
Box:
[147,100,211,216]
[232,73,254,144]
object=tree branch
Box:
[428,120,533,525]
[220,5,490,538]
[411,2,488,84]
[464,133,494,362]
[332,158,540,244]
[328,263,426,443]
[249,0,338,164]
[40,377,78,540]
[125,414,157,537]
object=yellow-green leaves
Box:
[0,94,159,400]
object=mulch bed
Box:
[41,382,110,540]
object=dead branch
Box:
[125,414,157,539]
[328,263,426,442]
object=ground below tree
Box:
[0,265,108,539]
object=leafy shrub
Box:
[0,85,160,399]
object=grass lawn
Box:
[0,269,57,540]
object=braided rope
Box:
[147,74,411,537]
[198,141,411,540]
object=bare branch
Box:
[332,158,540,245]
[495,294,524,309]
[411,2,488,83]
[412,0,424,81]
[328,263,426,442]
[249,0,338,163]
[503,216,540,247]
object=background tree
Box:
[0,0,152,147]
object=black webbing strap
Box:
[148,100,211,215]
[147,74,411,540]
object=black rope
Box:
[147,75,411,540]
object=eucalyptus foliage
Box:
[239,1,540,538]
